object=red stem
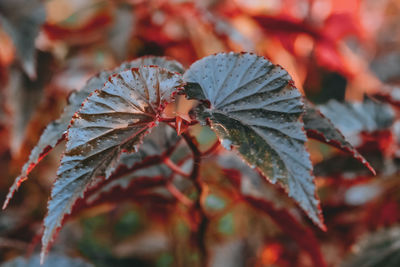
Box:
[163,158,190,177]
[166,182,193,207]
[201,140,220,156]
[181,131,209,267]
[160,117,198,125]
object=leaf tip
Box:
[307,198,327,231]
[40,251,46,265]
[370,166,377,176]
[23,60,37,80]
[2,199,8,210]
[2,185,16,210]
[316,211,327,232]
[361,158,376,175]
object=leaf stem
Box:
[159,117,198,125]
[166,182,193,207]
[201,139,220,156]
[163,158,190,177]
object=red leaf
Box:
[252,15,323,40]
[245,196,327,267]
[43,12,112,42]
[372,86,400,108]
[252,14,359,76]
[323,13,362,41]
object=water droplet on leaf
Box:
[221,139,233,150]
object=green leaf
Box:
[41,66,184,262]
[3,56,184,210]
[183,52,323,228]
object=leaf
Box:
[208,153,327,267]
[6,52,54,157]
[108,4,134,61]
[313,152,382,178]
[303,100,375,174]
[217,152,293,207]
[371,52,400,83]
[42,10,112,44]
[0,0,46,79]
[6,68,39,155]
[183,52,324,228]
[252,14,357,76]
[1,253,94,267]
[41,66,184,262]
[3,56,184,209]
[252,15,323,40]
[311,99,396,178]
[197,7,254,51]
[318,98,395,146]
[68,123,192,220]
[84,123,180,205]
[119,56,185,74]
[245,196,327,267]
[372,85,400,108]
[314,129,395,178]
[342,226,400,267]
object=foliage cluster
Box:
[1,0,400,267]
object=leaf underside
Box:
[40,66,184,262]
[0,0,46,78]
[183,52,324,228]
[303,100,375,175]
[3,56,184,209]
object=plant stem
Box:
[201,139,220,156]
[182,132,209,267]
[163,158,190,177]
[166,182,193,207]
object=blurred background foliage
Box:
[2,0,400,266]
